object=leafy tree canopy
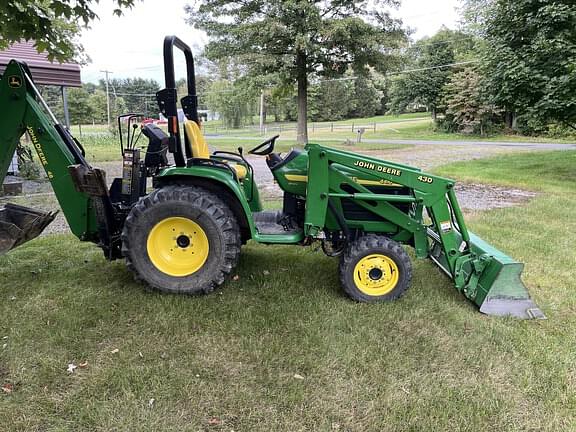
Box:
[67,87,93,125]
[440,67,502,135]
[0,0,136,61]
[104,77,160,116]
[387,28,477,116]
[463,0,576,130]
[186,0,407,142]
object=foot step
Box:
[253,211,302,235]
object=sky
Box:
[80,0,462,84]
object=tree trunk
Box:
[296,50,308,144]
[505,111,512,128]
[505,111,517,130]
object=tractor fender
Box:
[154,166,256,243]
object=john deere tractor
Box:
[0,36,544,319]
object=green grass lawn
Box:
[1,151,574,431]
[79,135,410,163]
[72,113,575,159]
[305,120,576,143]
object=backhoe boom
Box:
[0,60,98,249]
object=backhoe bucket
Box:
[468,233,545,319]
[0,204,57,255]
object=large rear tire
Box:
[121,185,241,294]
[339,234,412,302]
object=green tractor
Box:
[0,36,544,319]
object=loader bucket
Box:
[467,233,545,319]
[430,231,545,319]
[0,203,57,255]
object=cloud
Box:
[81,0,205,83]
[393,0,461,39]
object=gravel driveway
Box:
[252,143,545,207]
[3,141,568,235]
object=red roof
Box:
[0,41,81,87]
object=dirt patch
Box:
[247,154,538,210]
[454,183,536,211]
[2,175,52,195]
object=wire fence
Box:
[66,115,430,139]
[202,116,428,136]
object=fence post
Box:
[374,122,376,133]
[331,123,333,132]
[351,122,354,132]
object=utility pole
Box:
[100,70,113,126]
[259,90,265,134]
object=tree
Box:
[87,90,126,125]
[441,67,502,135]
[463,0,576,132]
[178,76,213,111]
[38,86,65,123]
[309,78,355,122]
[88,90,109,124]
[0,0,136,61]
[350,75,382,118]
[387,28,476,117]
[206,80,258,128]
[106,78,161,116]
[67,87,93,126]
[187,1,406,144]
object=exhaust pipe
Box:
[0,203,57,255]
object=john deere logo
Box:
[8,76,22,88]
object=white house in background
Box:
[159,109,220,123]
[199,110,220,121]
[8,153,18,175]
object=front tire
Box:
[339,235,412,302]
[121,185,241,294]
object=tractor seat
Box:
[183,120,247,180]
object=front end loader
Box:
[0,36,544,319]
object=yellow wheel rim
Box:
[146,217,209,277]
[353,254,399,296]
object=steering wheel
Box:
[248,135,280,155]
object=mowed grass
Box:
[305,121,576,143]
[78,134,410,163]
[0,151,575,431]
[73,114,576,156]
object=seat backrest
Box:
[183,120,209,159]
[142,124,169,168]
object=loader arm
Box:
[305,144,468,270]
[303,144,544,319]
[0,60,98,244]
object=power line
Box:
[388,60,479,75]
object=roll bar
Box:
[156,36,199,166]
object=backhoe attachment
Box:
[0,60,98,255]
[0,204,57,255]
